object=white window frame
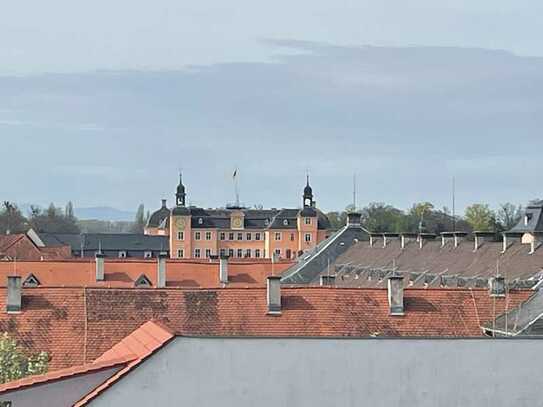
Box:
[118,251,127,258]
[255,249,261,258]
[195,232,201,240]
[255,232,261,241]
[274,249,281,256]
[305,233,311,242]
[237,248,243,258]
[205,231,212,241]
[237,232,243,241]
[220,248,226,257]
[275,232,282,241]
[228,249,234,258]
[245,249,251,258]
[229,232,235,241]
[246,232,252,241]
[305,217,311,225]
[177,231,184,241]
[177,249,184,258]
[144,251,153,259]
[194,248,201,258]
[220,232,226,240]
[205,248,212,258]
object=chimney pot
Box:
[489,276,506,297]
[267,276,282,314]
[95,253,105,282]
[388,275,404,315]
[157,252,168,288]
[161,199,167,208]
[320,275,336,286]
[7,276,22,313]
[219,255,229,284]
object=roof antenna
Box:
[233,167,240,208]
[353,172,357,211]
[452,176,456,232]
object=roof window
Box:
[23,274,40,287]
[134,274,152,288]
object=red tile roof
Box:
[0,320,173,403]
[74,320,174,406]
[0,259,292,288]
[0,286,533,372]
[0,234,70,261]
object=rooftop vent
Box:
[320,275,336,286]
[157,252,168,288]
[95,253,105,282]
[7,276,22,313]
[267,276,282,315]
[387,275,404,316]
[489,276,506,297]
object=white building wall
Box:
[90,337,543,407]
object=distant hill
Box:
[16,204,135,222]
[74,207,135,222]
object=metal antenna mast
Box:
[452,176,456,232]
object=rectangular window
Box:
[195,232,201,240]
[220,248,226,257]
[220,232,226,240]
[205,231,212,240]
[305,217,311,225]
[255,232,261,241]
[237,248,243,258]
[177,231,184,241]
[194,248,201,258]
[274,249,281,256]
[205,248,211,258]
[246,232,252,241]
[290,233,295,241]
[144,251,152,259]
[177,249,184,258]
[118,251,127,258]
[228,249,234,258]
[305,233,311,242]
[275,232,282,241]
[245,249,251,258]
[229,232,235,241]
[255,249,261,258]
[237,232,243,241]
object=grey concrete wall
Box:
[0,366,122,407]
[90,338,543,407]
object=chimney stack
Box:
[387,275,404,315]
[267,276,282,315]
[95,253,105,282]
[219,255,229,284]
[489,276,506,297]
[320,275,336,286]
[346,212,362,227]
[7,276,22,313]
[157,252,168,288]
[161,199,167,208]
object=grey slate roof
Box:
[40,233,169,252]
[484,289,542,336]
[147,206,171,229]
[509,200,543,234]
[281,224,369,284]
[168,207,330,230]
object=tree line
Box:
[326,201,527,234]
[0,201,150,235]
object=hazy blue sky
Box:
[1,1,542,214]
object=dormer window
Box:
[525,214,533,226]
[134,274,152,288]
[283,219,289,226]
[23,274,40,287]
[118,251,127,258]
[144,251,153,259]
[198,218,204,225]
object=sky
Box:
[1,1,543,215]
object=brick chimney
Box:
[387,275,404,315]
[95,253,105,282]
[157,252,168,288]
[267,276,282,315]
[7,276,22,313]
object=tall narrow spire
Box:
[176,172,186,207]
[303,172,314,208]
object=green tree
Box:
[361,202,405,233]
[464,204,496,231]
[496,203,522,231]
[29,203,80,234]
[65,201,75,221]
[131,204,146,233]
[0,332,48,384]
[0,202,27,234]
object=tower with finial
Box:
[303,173,314,208]
[176,172,186,207]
